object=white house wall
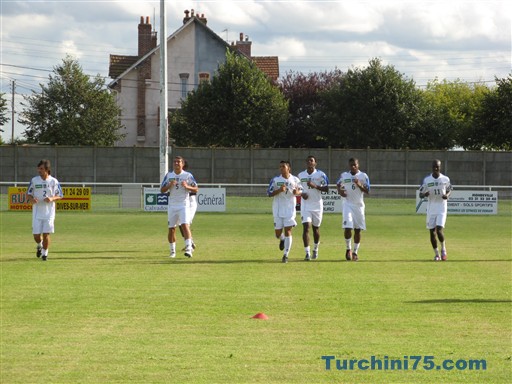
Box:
[115,70,139,147]
[115,21,231,147]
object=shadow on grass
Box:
[355,259,512,263]
[147,258,511,265]
[0,250,140,262]
[406,299,511,304]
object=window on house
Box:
[179,73,189,98]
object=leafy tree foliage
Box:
[421,79,489,149]
[466,75,512,150]
[313,58,425,149]
[0,92,8,130]
[170,50,288,147]
[279,70,343,148]
[19,56,124,145]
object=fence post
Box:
[250,146,254,185]
[14,144,18,184]
[211,147,215,183]
[404,147,408,185]
[366,147,370,176]
[483,151,487,186]
[54,144,58,179]
[328,146,332,182]
[93,146,97,184]
[132,146,137,182]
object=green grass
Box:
[1,199,511,383]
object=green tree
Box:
[313,58,424,149]
[466,75,512,150]
[279,70,343,148]
[170,50,288,147]
[422,79,489,149]
[19,56,124,145]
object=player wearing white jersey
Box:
[27,159,63,261]
[419,159,452,261]
[336,158,370,261]
[179,160,197,251]
[160,156,198,258]
[267,161,302,263]
[297,156,329,261]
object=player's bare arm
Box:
[337,184,347,197]
[354,178,369,194]
[160,179,176,193]
[44,195,63,203]
[181,180,199,193]
[268,184,285,197]
[307,180,328,192]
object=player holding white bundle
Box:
[160,156,198,258]
[336,158,370,261]
[27,159,63,261]
[419,159,452,261]
[267,161,302,263]
[298,156,329,261]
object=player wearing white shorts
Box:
[336,158,370,261]
[179,161,197,250]
[297,156,329,261]
[160,156,198,258]
[27,159,63,261]
[419,159,452,261]
[267,161,302,263]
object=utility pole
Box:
[11,80,15,143]
[159,0,169,181]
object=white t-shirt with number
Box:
[27,175,63,220]
[336,170,370,207]
[419,173,452,215]
[161,170,197,208]
[267,174,302,219]
[297,169,329,212]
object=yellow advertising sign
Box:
[8,187,32,211]
[8,187,92,211]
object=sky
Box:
[1,0,511,141]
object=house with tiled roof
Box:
[108,10,279,147]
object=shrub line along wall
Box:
[1,145,510,187]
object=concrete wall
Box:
[2,145,510,188]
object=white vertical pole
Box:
[159,0,169,180]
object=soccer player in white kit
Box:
[267,161,302,263]
[160,156,198,258]
[419,159,452,261]
[27,159,63,261]
[336,158,370,261]
[179,160,197,251]
[298,156,329,261]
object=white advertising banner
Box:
[415,190,498,215]
[296,189,343,213]
[144,187,226,212]
[322,189,343,213]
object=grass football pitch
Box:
[1,198,511,383]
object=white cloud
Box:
[2,0,511,140]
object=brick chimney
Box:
[183,9,207,25]
[137,16,155,140]
[235,32,252,57]
[138,16,153,57]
